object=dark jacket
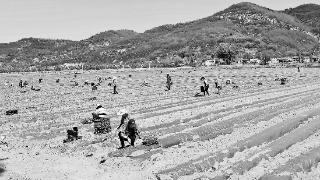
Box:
[125,119,140,138]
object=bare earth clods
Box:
[1,67,320,179]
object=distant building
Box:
[235,58,244,64]
[310,56,319,63]
[117,48,127,53]
[203,60,216,66]
[249,58,261,64]
[29,66,37,71]
[268,58,279,66]
[215,58,225,65]
[278,57,292,64]
[303,57,311,63]
[89,44,95,50]
[292,56,300,62]
[62,63,84,69]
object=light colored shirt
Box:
[112,79,117,86]
[117,119,128,132]
[95,107,108,118]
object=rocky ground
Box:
[1,66,320,180]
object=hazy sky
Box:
[0,0,319,43]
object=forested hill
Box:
[0,2,319,72]
[283,4,320,35]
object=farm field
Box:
[1,67,320,180]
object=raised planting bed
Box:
[157,106,320,178]
[231,116,320,175]
[158,92,320,148]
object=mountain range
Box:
[0,2,319,72]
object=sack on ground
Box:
[142,137,159,146]
[6,110,18,115]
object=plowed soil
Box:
[1,67,320,180]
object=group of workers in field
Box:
[18,78,43,88]
[86,73,223,149]
[19,72,221,148]
[90,105,141,149]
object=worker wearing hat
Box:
[92,104,111,134]
[94,104,108,117]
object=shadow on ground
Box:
[0,164,5,176]
[0,160,7,176]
